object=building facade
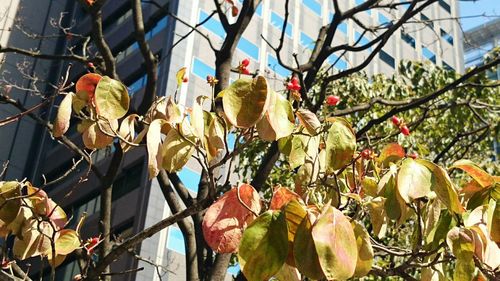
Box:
[464,18,500,80]
[0,0,463,280]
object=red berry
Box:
[241,58,250,67]
[183,77,189,83]
[408,152,418,159]
[361,149,371,159]
[291,76,299,85]
[241,67,250,75]
[206,75,213,81]
[391,116,400,126]
[400,125,410,136]
[326,95,340,106]
[231,5,239,17]
[292,83,301,91]
[286,82,294,90]
[87,62,94,68]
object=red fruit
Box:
[326,95,340,106]
[400,125,410,136]
[183,77,189,83]
[231,5,239,17]
[206,75,213,82]
[286,82,294,90]
[87,62,95,68]
[291,76,299,85]
[85,237,101,255]
[241,58,250,67]
[408,152,418,159]
[241,67,250,75]
[292,83,301,91]
[391,115,400,126]
[361,149,371,159]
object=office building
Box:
[464,18,500,80]
[0,0,463,280]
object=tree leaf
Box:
[146,119,167,178]
[270,187,302,210]
[94,76,130,120]
[397,158,432,203]
[451,159,494,188]
[273,263,300,281]
[75,73,102,103]
[238,211,288,281]
[311,205,358,280]
[446,227,475,281]
[222,76,269,128]
[162,127,195,173]
[419,160,465,214]
[53,93,74,138]
[325,119,356,172]
[377,143,405,167]
[296,109,321,136]
[118,114,140,152]
[0,181,21,224]
[256,91,294,141]
[202,184,261,253]
[53,229,80,255]
[82,120,114,149]
[176,67,186,87]
[365,197,388,239]
[293,211,324,280]
[283,200,307,266]
[351,221,374,277]
[191,96,206,141]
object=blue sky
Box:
[460,0,500,31]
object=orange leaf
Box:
[202,184,261,253]
[377,143,405,166]
[76,73,102,106]
[269,186,302,210]
[451,160,495,188]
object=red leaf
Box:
[202,184,261,253]
[269,186,302,210]
[76,73,102,106]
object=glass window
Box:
[177,167,201,193]
[443,61,454,71]
[167,227,185,254]
[354,32,371,50]
[199,10,226,39]
[127,75,146,95]
[256,3,263,16]
[267,54,291,77]
[237,37,259,60]
[401,32,416,48]
[440,29,453,45]
[438,0,451,13]
[303,0,321,16]
[270,12,293,37]
[227,133,236,151]
[339,22,348,35]
[421,14,433,29]
[378,13,392,27]
[422,47,436,63]
[300,32,315,50]
[227,264,240,276]
[327,54,347,70]
[400,0,410,9]
[192,58,215,80]
[379,50,395,68]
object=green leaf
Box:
[397,158,432,203]
[419,160,465,214]
[53,93,74,138]
[0,181,21,224]
[94,76,130,120]
[325,119,356,173]
[311,205,358,280]
[351,221,374,277]
[191,96,206,140]
[293,212,324,280]
[256,91,294,141]
[162,127,195,173]
[54,229,80,255]
[446,227,475,281]
[365,197,388,239]
[451,159,494,188]
[238,211,289,281]
[222,76,269,128]
[283,200,307,266]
